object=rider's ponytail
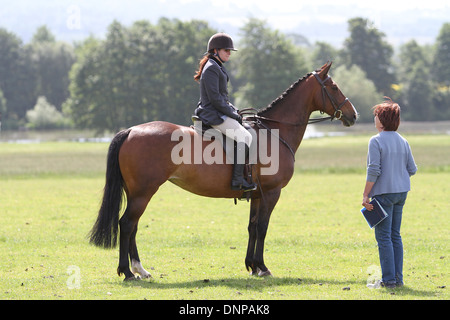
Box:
[194,53,213,82]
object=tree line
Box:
[0,17,449,133]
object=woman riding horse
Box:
[89,59,358,281]
[194,33,256,192]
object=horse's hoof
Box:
[131,260,152,279]
[123,275,140,281]
[249,267,260,276]
[258,269,273,277]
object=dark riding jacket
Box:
[194,57,240,126]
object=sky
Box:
[1,0,449,46]
[160,1,449,20]
[182,0,450,35]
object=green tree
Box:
[26,96,66,130]
[341,18,395,96]
[311,41,339,70]
[397,40,430,83]
[149,18,216,124]
[28,26,75,111]
[101,20,131,130]
[0,89,6,117]
[65,19,215,132]
[431,23,450,119]
[0,28,36,128]
[233,18,308,108]
[433,85,450,120]
[403,61,434,121]
[432,23,450,85]
[32,25,56,43]
[332,64,381,122]
[63,36,104,130]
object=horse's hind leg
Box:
[117,196,151,280]
[129,224,152,279]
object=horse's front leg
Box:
[253,189,281,277]
[245,198,260,275]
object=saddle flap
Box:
[190,116,256,165]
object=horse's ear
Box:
[321,61,332,76]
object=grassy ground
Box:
[0,134,448,300]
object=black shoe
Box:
[381,281,397,289]
[231,163,257,191]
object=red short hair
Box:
[372,97,401,131]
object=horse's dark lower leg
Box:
[252,189,281,276]
[117,212,136,280]
[254,219,270,276]
[117,198,149,280]
[245,199,260,275]
[129,224,151,278]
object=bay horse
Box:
[89,62,358,280]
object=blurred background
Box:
[1,0,449,137]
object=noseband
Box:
[311,71,348,121]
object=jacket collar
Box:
[210,55,224,67]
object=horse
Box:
[89,62,358,280]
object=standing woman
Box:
[194,33,256,191]
[362,97,417,288]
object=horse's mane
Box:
[257,72,313,116]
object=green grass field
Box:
[0,134,448,300]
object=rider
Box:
[194,32,256,192]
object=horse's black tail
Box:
[89,128,131,249]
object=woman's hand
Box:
[362,181,375,211]
[362,195,373,211]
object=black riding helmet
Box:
[206,33,238,54]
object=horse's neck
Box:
[262,87,313,152]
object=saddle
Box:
[191,115,256,202]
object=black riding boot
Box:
[231,143,257,191]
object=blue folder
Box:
[361,198,388,229]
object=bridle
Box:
[241,71,351,161]
[311,71,348,122]
[243,71,350,126]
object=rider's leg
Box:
[212,117,256,191]
[230,142,256,191]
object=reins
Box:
[240,107,337,127]
[240,108,297,161]
[239,71,350,163]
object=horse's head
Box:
[311,62,358,127]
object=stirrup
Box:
[242,181,257,191]
[232,181,257,192]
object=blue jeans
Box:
[373,192,408,286]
